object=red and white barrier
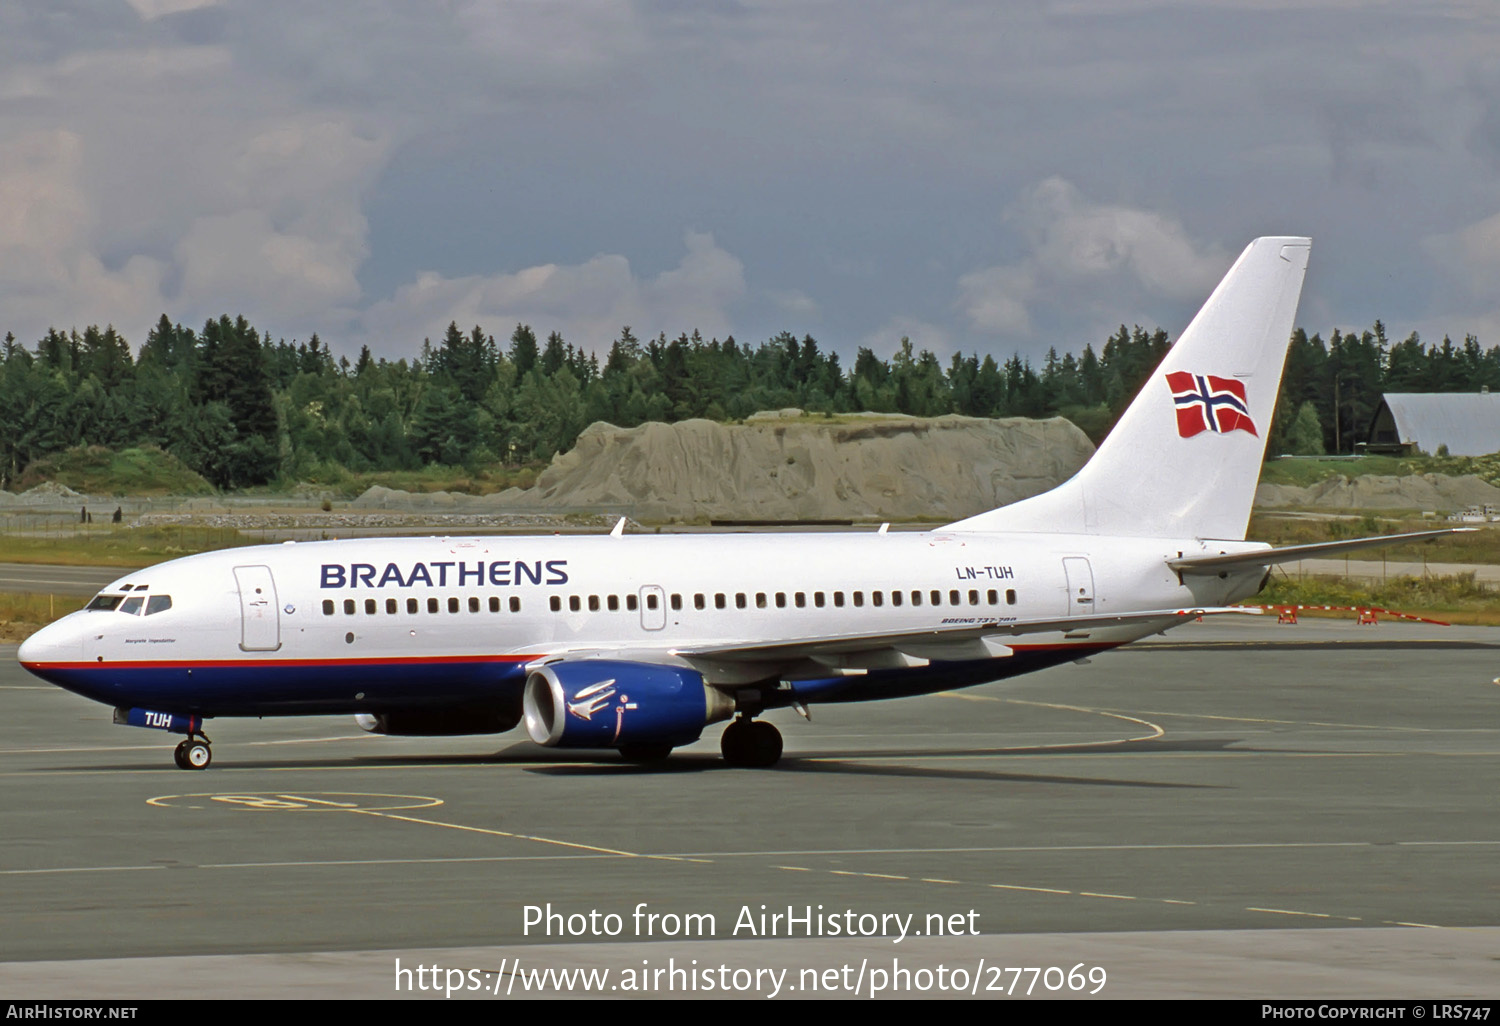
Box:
[1249,604,1451,627]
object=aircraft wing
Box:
[1167,528,1473,575]
[668,606,1259,673]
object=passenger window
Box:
[569,596,581,612]
[968,590,979,605]
[608,595,619,611]
[550,596,561,612]
[834,592,845,607]
[695,594,706,610]
[387,598,398,614]
[715,593,726,609]
[145,595,172,616]
[911,591,921,606]
[890,591,901,607]
[627,594,638,611]
[448,597,460,614]
[795,592,806,608]
[949,590,960,605]
[815,592,825,607]
[365,599,377,615]
[755,593,767,609]
[736,593,747,609]
[671,594,682,611]
[322,600,334,616]
[345,599,356,615]
[776,592,786,608]
[1006,589,1017,605]
[469,597,481,613]
[428,597,440,614]
[987,590,998,605]
[510,597,522,612]
[646,594,659,610]
[408,598,419,614]
[872,591,883,607]
[588,595,600,612]
[852,591,864,607]
[489,597,501,612]
[120,596,144,615]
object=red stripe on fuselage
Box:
[21,653,543,672]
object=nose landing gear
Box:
[172,734,212,770]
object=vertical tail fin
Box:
[947,236,1311,540]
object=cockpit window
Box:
[145,595,172,616]
[119,596,144,615]
[87,595,123,611]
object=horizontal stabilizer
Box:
[1167,529,1473,575]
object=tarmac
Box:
[1,616,1497,999]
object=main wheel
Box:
[173,740,190,769]
[721,719,782,768]
[618,742,673,764]
[182,740,212,770]
[745,720,783,768]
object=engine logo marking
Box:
[566,679,617,721]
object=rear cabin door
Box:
[234,565,281,652]
[1063,557,1095,617]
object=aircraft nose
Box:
[17,619,80,668]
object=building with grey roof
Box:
[1365,392,1500,456]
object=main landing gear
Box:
[173,734,212,770]
[720,716,782,768]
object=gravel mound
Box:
[1254,473,1500,511]
[396,413,1097,522]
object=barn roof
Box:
[1369,393,1500,456]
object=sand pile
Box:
[354,412,1095,521]
[1255,473,1500,511]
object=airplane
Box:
[15,236,1463,770]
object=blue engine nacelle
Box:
[523,660,734,749]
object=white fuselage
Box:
[19,529,1264,719]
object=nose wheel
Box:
[173,736,212,770]
[720,717,782,768]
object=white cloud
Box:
[1424,210,1500,298]
[1418,210,1500,346]
[359,232,747,356]
[957,177,1231,342]
[0,38,389,342]
[858,316,953,360]
[124,0,223,21]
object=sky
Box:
[3,0,1499,367]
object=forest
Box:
[1,314,1496,491]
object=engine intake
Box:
[523,660,733,749]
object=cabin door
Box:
[1063,557,1095,617]
[234,565,281,652]
[639,585,666,631]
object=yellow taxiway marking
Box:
[1097,707,1442,733]
[348,809,699,862]
[1247,907,1331,919]
[148,790,704,864]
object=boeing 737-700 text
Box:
[16,237,1460,769]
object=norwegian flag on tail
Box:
[1165,371,1258,438]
